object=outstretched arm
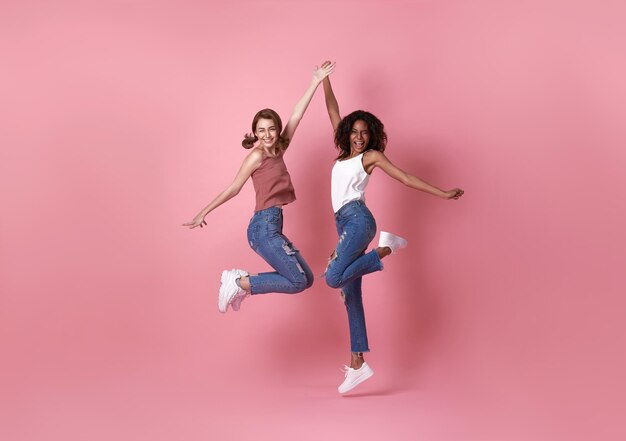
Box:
[321,60,341,132]
[365,150,464,200]
[182,150,263,229]
[281,62,336,145]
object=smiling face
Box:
[349,120,370,156]
[334,110,387,160]
[255,118,279,149]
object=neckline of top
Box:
[338,152,364,162]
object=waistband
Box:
[335,199,367,219]
[252,206,283,217]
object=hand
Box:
[182,214,207,229]
[313,61,336,83]
[445,188,464,200]
[320,60,334,82]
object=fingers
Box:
[182,220,206,229]
[318,62,336,79]
[318,61,336,72]
[446,188,464,200]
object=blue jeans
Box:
[246,207,314,295]
[325,200,383,353]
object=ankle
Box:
[237,276,250,292]
[350,352,365,369]
[376,247,391,259]
[377,231,408,255]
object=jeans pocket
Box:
[247,223,261,249]
[365,215,377,242]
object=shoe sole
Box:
[218,270,231,313]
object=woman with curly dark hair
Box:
[183,63,335,313]
[321,62,464,394]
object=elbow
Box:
[290,113,304,124]
[226,186,241,199]
[400,175,412,187]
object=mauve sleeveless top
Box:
[251,148,296,211]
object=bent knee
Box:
[325,273,342,289]
[288,274,311,294]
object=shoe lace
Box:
[340,365,351,377]
[230,291,249,311]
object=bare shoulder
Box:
[240,147,265,171]
[364,150,385,160]
[246,147,265,162]
[362,149,386,167]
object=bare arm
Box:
[364,150,464,199]
[281,62,336,145]
[321,60,341,132]
[182,150,263,229]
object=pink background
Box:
[2,1,625,440]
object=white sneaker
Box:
[378,231,408,254]
[338,362,374,394]
[230,269,249,312]
[218,269,245,313]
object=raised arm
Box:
[321,60,341,132]
[182,150,263,229]
[364,150,464,200]
[281,62,336,145]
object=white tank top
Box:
[331,153,370,213]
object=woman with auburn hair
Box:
[321,62,464,393]
[184,63,335,313]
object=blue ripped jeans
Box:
[325,200,383,353]
[246,207,314,295]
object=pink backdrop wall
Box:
[2,1,625,440]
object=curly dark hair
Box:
[241,108,290,150]
[334,110,387,160]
